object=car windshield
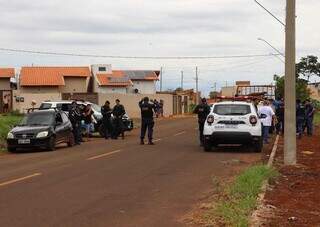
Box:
[20,112,55,126]
[90,103,101,113]
[39,103,52,109]
[214,104,251,116]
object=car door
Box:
[61,112,71,140]
[54,113,64,143]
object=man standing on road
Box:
[139,97,156,145]
[112,99,126,139]
[101,100,113,140]
[258,100,275,144]
[305,99,316,136]
[68,101,82,145]
[193,98,211,146]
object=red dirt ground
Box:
[263,126,320,227]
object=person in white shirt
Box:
[258,100,275,144]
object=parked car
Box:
[203,101,263,152]
[7,109,74,152]
[39,100,134,137]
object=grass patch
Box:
[205,165,278,227]
[314,112,320,126]
[0,113,24,151]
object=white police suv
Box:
[203,101,263,152]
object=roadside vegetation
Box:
[0,113,23,151]
[202,165,278,227]
[314,112,320,125]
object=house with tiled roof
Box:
[0,68,15,90]
[91,64,159,94]
[19,66,91,93]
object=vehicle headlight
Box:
[36,131,49,138]
[7,132,14,139]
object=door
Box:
[54,113,65,142]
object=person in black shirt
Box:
[139,97,156,145]
[296,99,305,139]
[68,101,82,145]
[101,100,113,139]
[275,99,284,135]
[305,99,316,136]
[193,98,211,146]
[112,99,126,139]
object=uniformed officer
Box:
[139,97,156,145]
[101,100,113,139]
[193,98,211,146]
[112,99,126,139]
[68,101,82,145]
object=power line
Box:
[0,47,281,60]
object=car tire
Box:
[203,139,212,152]
[253,137,263,153]
[67,133,75,147]
[7,147,16,152]
[47,136,56,151]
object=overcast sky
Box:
[0,0,319,95]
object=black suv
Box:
[7,109,74,152]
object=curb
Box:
[250,135,280,227]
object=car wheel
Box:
[7,147,16,152]
[67,132,75,147]
[203,139,212,152]
[98,124,105,137]
[47,136,56,151]
[253,137,263,153]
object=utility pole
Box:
[160,67,163,92]
[214,82,217,101]
[284,0,296,165]
[196,66,199,104]
[180,71,184,90]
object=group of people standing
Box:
[68,99,126,145]
[68,97,160,146]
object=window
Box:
[39,103,52,109]
[214,104,251,116]
[98,67,106,72]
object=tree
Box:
[296,55,320,82]
[209,91,220,99]
[274,74,310,101]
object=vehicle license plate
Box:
[225,125,238,129]
[18,139,30,144]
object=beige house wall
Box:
[59,77,88,93]
[19,86,60,93]
[221,86,237,97]
[12,90,62,113]
[98,93,173,118]
[308,85,320,101]
[0,78,11,90]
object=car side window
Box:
[61,104,71,112]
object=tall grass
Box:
[0,114,23,150]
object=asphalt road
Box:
[0,117,261,227]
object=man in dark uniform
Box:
[305,99,316,136]
[101,100,113,139]
[139,97,155,145]
[296,99,306,139]
[193,98,211,146]
[112,99,126,139]
[68,101,82,145]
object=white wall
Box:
[96,87,127,94]
[98,93,173,118]
[129,81,156,94]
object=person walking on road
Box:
[112,99,126,139]
[101,100,113,140]
[258,100,275,144]
[68,101,82,145]
[193,98,211,146]
[305,99,316,136]
[83,104,94,141]
[139,97,156,145]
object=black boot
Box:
[148,140,155,145]
[140,139,145,145]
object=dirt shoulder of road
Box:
[254,125,320,227]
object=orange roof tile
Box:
[20,67,91,86]
[0,68,15,78]
[96,72,133,87]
